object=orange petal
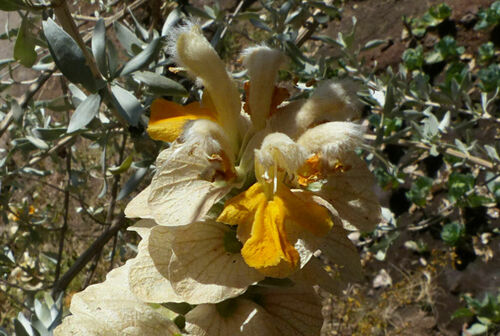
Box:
[147,99,216,142]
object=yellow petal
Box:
[217,183,266,228]
[218,182,333,278]
[276,183,333,237]
[241,198,300,278]
[147,99,216,142]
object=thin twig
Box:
[219,0,246,42]
[0,68,54,138]
[51,214,127,297]
[363,134,497,171]
[83,133,128,287]
[54,138,71,283]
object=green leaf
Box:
[108,155,133,175]
[14,313,35,336]
[161,8,182,37]
[448,172,475,203]
[478,64,500,92]
[26,135,49,150]
[14,17,37,68]
[0,0,30,11]
[406,176,433,206]
[113,21,144,56]
[361,39,386,51]
[43,19,96,92]
[119,38,161,77]
[402,46,423,70]
[133,71,187,96]
[441,222,464,245]
[68,83,87,108]
[127,7,149,41]
[117,167,148,200]
[466,323,488,335]
[67,93,101,133]
[92,19,108,78]
[0,58,14,71]
[32,128,66,141]
[249,18,272,32]
[451,307,475,319]
[34,299,51,328]
[110,85,143,126]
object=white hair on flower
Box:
[255,132,308,176]
[297,121,364,160]
[294,79,363,132]
[165,18,200,68]
[181,119,235,162]
[241,46,286,129]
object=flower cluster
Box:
[56,23,381,336]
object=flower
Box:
[59,20,382,336]
[124,22,380,291]
[54,260,180,336]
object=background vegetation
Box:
[0,0,498,335]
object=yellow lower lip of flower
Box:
[147,99,217,142]
[218,182,333,278]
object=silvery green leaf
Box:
[117,167,148,200]
[110,85,143,126]
[68,83,87,108]
[113,21,144,56]
[92,19,108,78]
[185,5,213,19]
[0,58,14,71]
[11,100,23,122]
[26,135,49,150]
[133,71,187,96]
[21,167,51,176]
[249,18,272,32]
[43,19,96,92]
[107,39,119,78]
[14,313,35,336]
[32,128,66,141]
[14,17,37,68]
[361,39,386,51]
[67,93,101,133]
[455,139,469,154]
[127,7,149,41]
[162,8,182,36]
[119,38,161,77]
[466,323,488,335]
[484,145,500,161]
[438,111,450,131]
[34,300,51,328]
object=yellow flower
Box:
[218,181,332,278]
[126,22,380,282]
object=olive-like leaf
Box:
[133,71,187,96]
[67,93,101,133]
[161,8,182,36]
[68,83,87,108]
[110,85,143,126]
[119,38,161,77]
[43,19,96,92]
[14,17,37,68]
[92,19,108,78]
[117,167,148,201]
[113,21,144,56]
